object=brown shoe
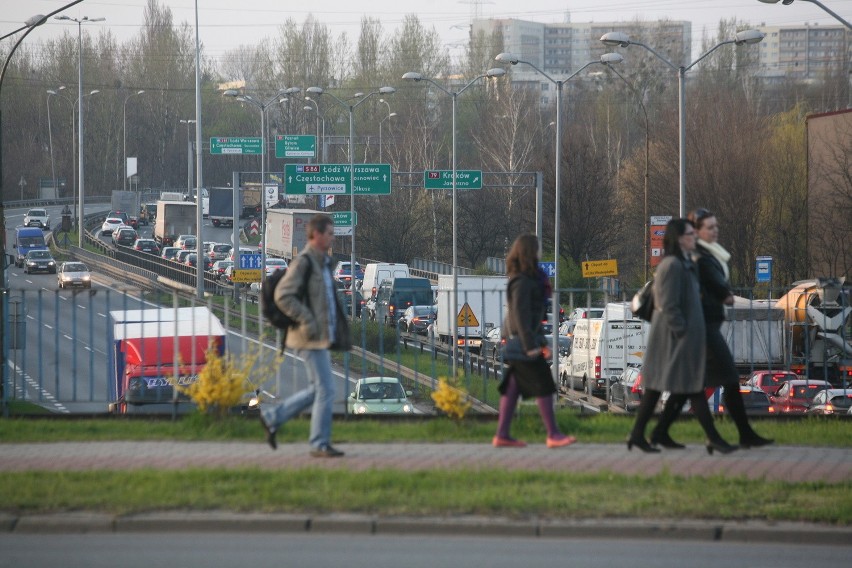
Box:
[310,444,344,458]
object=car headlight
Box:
[402,404,413,413]
[354,403,368,414]
[82,275,91,281]
[27,261,36,266]
[48,262,55,266]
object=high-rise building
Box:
[472,18,691,105]
[756,24,850,83]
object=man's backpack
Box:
[261,254,312,350]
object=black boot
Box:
[723,386,774,449]
[650,394,687,449]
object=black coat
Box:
[693,243,733,324]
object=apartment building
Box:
[472,18,691,105]
[757,24,851,83]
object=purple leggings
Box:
[496,372,561,439]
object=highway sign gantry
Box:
[424,170,483,190]
[284,164,391,195]
[275,135,316,158]
[209,137,262,155]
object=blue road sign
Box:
[756,256,772,283]
[539,262,556,277]
[239,253,262,270]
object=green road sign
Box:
[330,211,356,226]
[284,164,391,195]
[210,137,262,155]
[424,170,483,190]
[275,135,316,158]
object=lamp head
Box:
[54,15,70,21]
[136,90,145,95]
[494,52,519,65]
[303,106,313,111]
[485,68,506,78]
[89,90,100,95]
[600,32,631,48]
[285,87,302,95]
[735,29,766,45]
[223,89,240,98]
[402,72,423,82]
[757,0,781,3]
[600,52,624,65]
[379,86,396,94]
[306,87,324,95]
[388,112,397,118]
[25,14,47,27]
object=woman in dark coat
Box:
[627,219,737,454]
[651,209,773,449]
[493,234,577,449]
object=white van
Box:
[360,263,410,300]
[559,302,649,397]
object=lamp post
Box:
[179,119,196,193]
[402,68,506,375]
[123,90,145,191]
[493,53,620,381]
[601,63,651,283]
[304,96,327,162]
[223,88,299,285]
[46,91,58,200]
[757,0,852,29]
[305,86,396,319]
[55,14,106,247]
[600,29,764,217]
[378,102,397,164]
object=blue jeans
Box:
[261,349,335,450]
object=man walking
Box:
[260,214,351,457]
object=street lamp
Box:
[224,87,300,284]
[402,68,506,375]
[304,96,327,162]
[123,90,145,191]
[305,86,396,319]
[378,100,397,164]
[493,53,620,382]
[55,14,106,247]
[600,28,764,217]
[601,63,651,283]
[46,91,58,200]
[179,119,196,193]
[757,0,852,29]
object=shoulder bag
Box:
[631,279,655,322]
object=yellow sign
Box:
[231,269,262,283]
[581,259,619,278]
[457,303,480,327]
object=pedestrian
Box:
[493,233,577,449]
[626,218,737,454]
[651,208,773,449]
[259,214,351,458]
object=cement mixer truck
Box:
[774,278,852,386]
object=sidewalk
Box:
[2,441,850,543]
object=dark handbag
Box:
[501,336,539,362]
[631,279,655,322]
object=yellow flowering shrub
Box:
[430,377,472,421]
[179,344,280,418]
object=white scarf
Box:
[698,239,730,281]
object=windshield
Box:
[19,236,46,247]
[28,209,47,217]
[28,251,51,259]
[65,263,87,272]
[359,381,405,400]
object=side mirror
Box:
[405,390,413,397]
[349,392,356,399]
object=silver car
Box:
[57,261,92,289]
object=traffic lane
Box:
[0,533,846,568]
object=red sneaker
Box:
[492,436,527,448]
[546,435,577,449]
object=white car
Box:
[101,217,124,236]
[57,261,92,289]
[264,258,288,276]
[24,208,50,229]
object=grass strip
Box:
[1,468,849,525]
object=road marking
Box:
[44,324,53,329]
[9,363,70,414]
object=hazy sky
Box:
[5,0,851,64]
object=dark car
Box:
[23,250,57,274]
[186,253,213,271]
[113,227,138,247]
[336,279,363,318]
[806,389,852,415]
[608,367,644,412]
[401,305,436,334]
[770,379,833,413]
[709,385,775,416]
[133,238,160,255]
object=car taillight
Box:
[594,356,601,379]
[825,404,834,413]
[631,374,643,394]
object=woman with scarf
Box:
[492,234,577,449]
[650,209,773,450]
